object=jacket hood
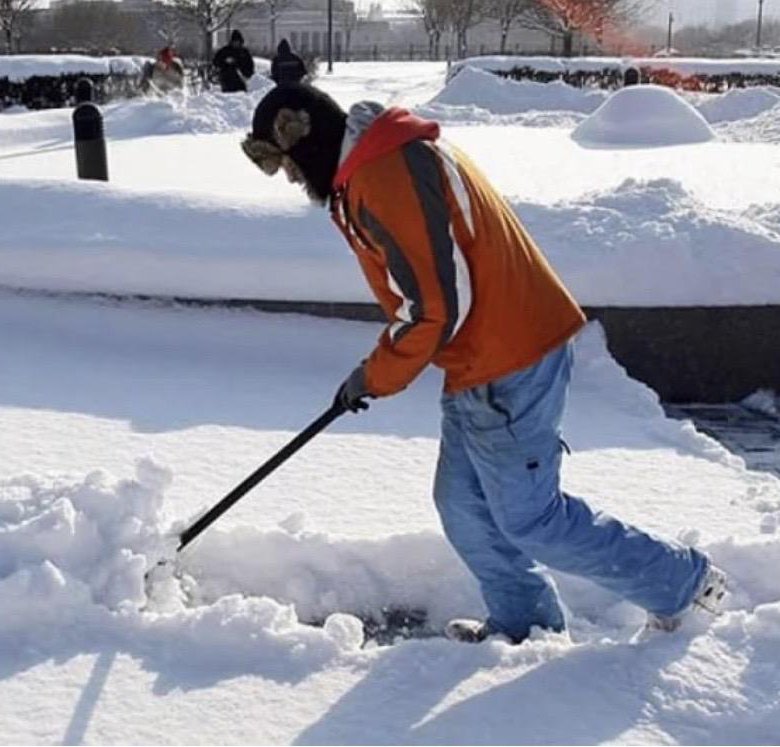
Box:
[333,103,440,190]
[277,38,291,54]
[230,29,244,44]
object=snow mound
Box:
[716,102,780,143]
[518,178,780,306]
[180,523,477,629]
[696,86,780,124]
[573,85,715,147]
[103,85,273,138]
[424,65,608,117]
[0,458,171,618]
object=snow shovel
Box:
[145,399,348,591]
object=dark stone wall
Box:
[584,306,780,403]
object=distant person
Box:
[141,46,185,94]
[240,83,728,645]
[270,38,307,85]
[213,30,255,93]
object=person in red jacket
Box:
[241,84,726,643]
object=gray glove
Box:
[335,365,372,413]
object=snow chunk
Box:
[573,85,715,147]
[323,613,365,651]
[742,389,779,418]
[0,458,171,614]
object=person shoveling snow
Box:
[239,83,727,644]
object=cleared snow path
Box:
[1,293,780,744]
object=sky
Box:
[651,0,778,28]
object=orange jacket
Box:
[331,104,586,396]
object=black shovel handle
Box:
[177,401,347,552]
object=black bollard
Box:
[623,67,641,87]
[72,78,108,181]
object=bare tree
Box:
[412,0,450,59]
[519,0,654,57]
[449,0,489,58]
[150,3,185,48]
[486,0,534,53]
[166,0,249,60]
[1,0,34,53]
[43,1,142,53]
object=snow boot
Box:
[646,564,728,632]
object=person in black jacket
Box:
[213,30,255,93]
[271,38,307,85]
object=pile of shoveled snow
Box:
[695,86,780,124]
[102,85,273,138]
[716,101,780,143]
[3,447,780,663]
[0,86,273,150]
[0,459,373,667]
[417,65,607,124]
[5,175,777,307]
[518,178,780,306]
[424,65,780,138]
[572,85,715,147]
[0,458,172,616]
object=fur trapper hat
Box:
[242,84,347,203]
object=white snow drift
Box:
[572,85,715,147]
[1,175,778,306]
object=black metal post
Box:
[72,78,108,182]
[667,11,674,53]
[757,0,765,51]
[327,0,333,73]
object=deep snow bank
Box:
[573,85,715,147]
[427,64,780,133]
[717,101,780,144]
[0,54,148,82]
[102,85,273,138]
[0,86,273,150]
[419,65,607,121]
[695,86,780,124]
[2,176,778,306]
[448,54,780,81]
[3,442,780,687]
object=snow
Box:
[0,54,149,83]
[0,290,779,743]
[421,65,608,116]
[572,85,715,146]
[450,54,780,80]
[1,60,780,745]
[1,174,779,306]
[716,102,780,143]
[696,85,780,124]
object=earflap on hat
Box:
[244,84,346,201]
[241,135,283,175]
[242,107,311,175]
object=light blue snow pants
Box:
[433,342,708,640]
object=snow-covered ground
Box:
[2,61,780,745]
